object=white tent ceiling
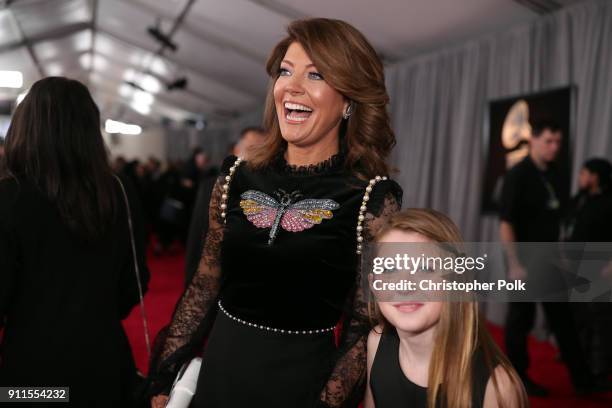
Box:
[0,0,587,127]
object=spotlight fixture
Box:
[184,116,206,130]
[147,24,178,51]
[124,80,145,92]
[167,77,188,91]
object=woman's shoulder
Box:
[220,155,241,174]
[361,176,403,216]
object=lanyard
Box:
[541,175,560,210]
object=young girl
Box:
[365,209,528,408]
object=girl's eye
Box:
[278,68,291,77]
[309,72,324,80]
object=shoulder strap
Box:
[219,156,243,224]
[114,175,151,358]
[355,175,388,254]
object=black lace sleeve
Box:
[147,156,237,396]
[318,180,402,407]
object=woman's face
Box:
[273,42,347,149]
[376,229,443,335]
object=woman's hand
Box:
[151,395,169,408]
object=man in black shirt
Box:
[499,120,593,396]
[565,158,612,381]
[566,158,612,242]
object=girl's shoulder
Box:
[367,325,384,348]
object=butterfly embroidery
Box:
[240,189,340,244]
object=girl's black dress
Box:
[370,327,491,408]
[149,152,402,408]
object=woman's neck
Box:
[285,138,339,167]
[396,325,437,387]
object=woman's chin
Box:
[279,129,310,145]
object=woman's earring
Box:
[343,103,353,120]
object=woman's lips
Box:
[392,302,424,313]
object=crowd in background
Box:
[111,126,266,259]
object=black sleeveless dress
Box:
[370,328,491,408]
[148,152,403,408]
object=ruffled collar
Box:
[273,148,345,176]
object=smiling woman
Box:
[250,18,395,180]
[148,18,403,408]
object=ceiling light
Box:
[131,102,151,116]
[0,71,23,88]
[118,83,132,98]
[132,90,154,106]
[139,74,162,94]
[105,119,142,135]
[16,90,28,105]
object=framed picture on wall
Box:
[481,86,574,214]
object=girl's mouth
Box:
[392,302,424,313]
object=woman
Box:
[365,209,528,408]
[149,18,402,408]
[0,77,149,407]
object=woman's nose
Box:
[284,74,305,95]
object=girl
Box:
[365,209,528,408]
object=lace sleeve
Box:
[148,157,236,396]
[318,181,402,407]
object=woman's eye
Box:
[308,72,324,80]
[278,68,291,77]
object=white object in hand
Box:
[165,358,202,408]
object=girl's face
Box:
[376,229,443,334]
[273,42,348,149]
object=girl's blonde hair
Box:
[371,208,528,408]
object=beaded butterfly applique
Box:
[240,189,339,244]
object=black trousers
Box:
[505,301,592,388]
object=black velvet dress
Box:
[149,152,402,408]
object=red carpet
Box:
[124,249,612,407]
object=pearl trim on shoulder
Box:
[355,176,387,254]
[218,301,336,335]
[220,156,243,224]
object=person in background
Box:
[112,155,127,174]
[564,157,612,383]
[499,119,599,396]
[176,148,209,242]
[184,126,266,287]
[156,160,185,254]
[233,126,267,157]
[0,77,149,407]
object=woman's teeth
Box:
[284,102,313,111]
[284,102,313,123]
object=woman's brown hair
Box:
[249,18,395,180]
[370,209,529,408]
[1,77,117,241]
